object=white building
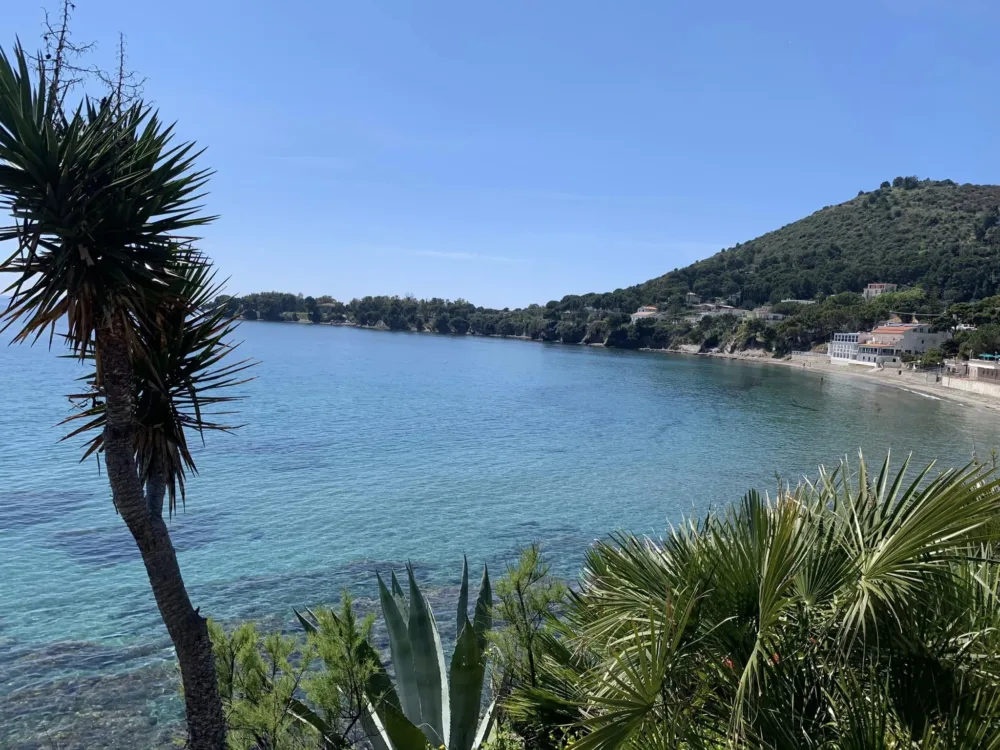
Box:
[685,292,701,305]
[780,298,816,305]
[863,283,898,299]
[750,305,786,322]
[831,321,951,367]
[855,322,951,366]
[830,332,865,365]
[968,358,1000,383]
[630,305,660,323]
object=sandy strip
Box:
[702,350,1000,412]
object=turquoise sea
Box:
[3,322,1000,747]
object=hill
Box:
[215,177,1000,359]
[569,178,1000,311]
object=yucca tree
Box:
[510,454,1000,749]
[0,44,247,748]
[64,250,254,512]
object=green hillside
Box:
[217,177,1000,358]
[601,178,1000,309]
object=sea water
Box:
[2,323,998,746]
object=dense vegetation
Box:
[224,178,1000,360]
[219,288,1000,360]
[212,454,1000,749]
[631,178,1000,307]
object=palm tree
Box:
[509,454,1000,748]
[0,45,248,748]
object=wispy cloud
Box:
[502,189,678,203]
[264,156,350,169]
[414,250,518,263]
[514,231,727,254]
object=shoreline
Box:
[688,348,1000,412]
[256,318,1000,411]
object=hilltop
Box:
[217,177,1000,359]
[591,177,1000,310]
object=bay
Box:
[2,321,999,746]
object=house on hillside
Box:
[863,283,898,299]
[750,305,785,322]
[685,292,701,306]
[780,298,817,305]
[687,303,749,321]
[630,305,660,323]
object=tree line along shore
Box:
[218,288,1000,364]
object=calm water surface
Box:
[2,323,999,746]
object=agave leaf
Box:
[361,699,393,750]
[471,699,499,750]
[287,697,348,748]
[377,571,421,725]
[293,608,317,635]
[368,698,430,750]
[360,640,403,715]
[449,613,486,750]
[457,555,470,637]
[391,569,410,624]
[473,565,493,652]
[407,564,449,747]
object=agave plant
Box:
[295,559,497,750]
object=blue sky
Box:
[7,0,1000,308]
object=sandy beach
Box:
[705,349,1000,412]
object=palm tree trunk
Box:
[98,315,226,749]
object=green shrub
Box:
[209,593,378,749]
[508,455,1000,748]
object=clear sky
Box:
[7,0,1000,308]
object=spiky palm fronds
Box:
[63,252,256,513]
[0,43,213,357]
[0,43,250,514]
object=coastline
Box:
[257,318,1000,411]
[689,348,1000,412]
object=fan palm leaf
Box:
[513,453,1000,749]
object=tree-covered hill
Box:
[214,177,1000,359]
[578,178,1000,311]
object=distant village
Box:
[630,283,998,389]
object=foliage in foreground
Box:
[211,561,497,750]
[211,594,378,749]
[209,454,1000,749]
[505,454,1000,748]
[361,561,496,750]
